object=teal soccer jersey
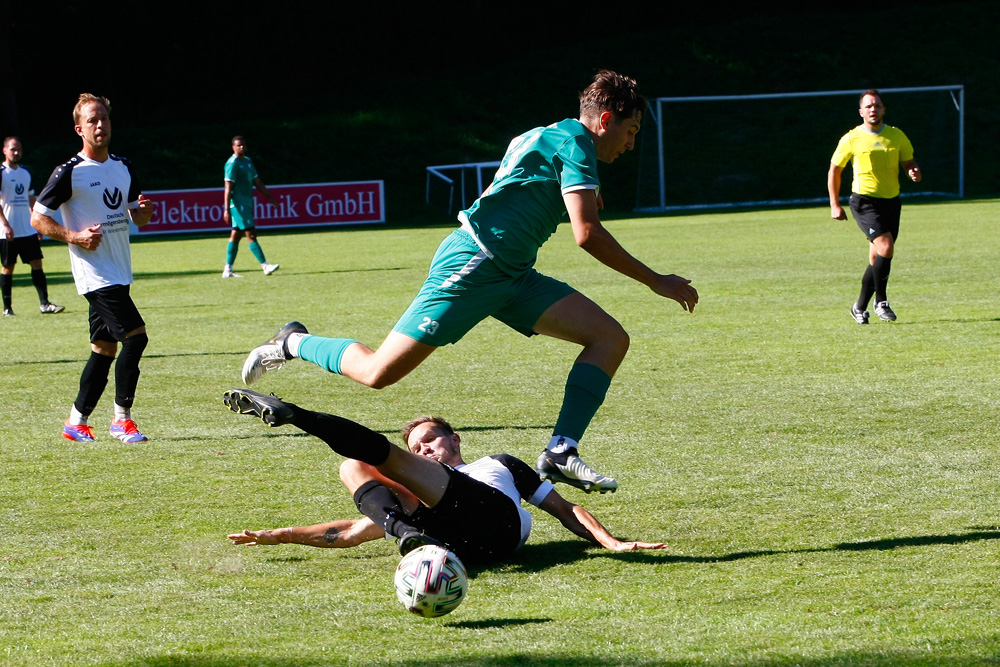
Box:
[225,155,258,227]
[459,118,600,274]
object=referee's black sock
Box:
[872,254,892,303]
[75,351,113,416]
[857,264,875,311]
[288,405,392,466]
[353,480,419,539]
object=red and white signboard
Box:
[138,181,384,234]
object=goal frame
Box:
[639,85,965,212]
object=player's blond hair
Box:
[73,93,112,124]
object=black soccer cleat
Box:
[398,530,447,556]
[223,388,295,427]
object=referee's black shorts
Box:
[850,193,901,242]
[410,466,523,564]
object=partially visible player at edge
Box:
[221,136,279,278]
[1,136,63,316]
[31,94,155,443]
[828,89,921,325]
[241,70,699,493]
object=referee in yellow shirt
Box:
[828,89,922,324]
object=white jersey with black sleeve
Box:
[455,454,555,548]
[32,153,141,295]
[0,164,35,239]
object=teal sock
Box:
[297,335,359,375]
[248,241,267,264]
[226,241,238,265]
[552,363,612,443]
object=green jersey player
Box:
[241,70,699,493]
[222,136,279,278]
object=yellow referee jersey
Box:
[831,124,915,199]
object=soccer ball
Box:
[393,545,468,618]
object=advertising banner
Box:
[139,181,384,234]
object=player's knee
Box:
[339,459,374,490]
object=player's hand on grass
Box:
[612,540,667,551]
[651,274,698,312]
[228,529,279,546]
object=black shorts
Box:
[84,284,145,343]
[850,194,901,243]
[0,235,43,266]
[410,466,523,564]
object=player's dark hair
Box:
[3,136,19,147]
[73,93,111,124]
[579,70,646,121]
[860,89,884,106]
[232,135,244,145]
[402,415,455,449]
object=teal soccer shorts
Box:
[393,229,575,346]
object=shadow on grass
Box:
[1,350,246,366]
[486,528,1000,574]
[110,644,1000,666]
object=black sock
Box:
[288,405,392,466]
[353,480,419,539]
[31,268,49,304]
[872,254,892,303]
[1,273,11,310]
[115,333,147,409]
[857,264,875,310]
[75,351,114,416]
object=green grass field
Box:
[2,200,998,666]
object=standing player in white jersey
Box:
[241,70,699,493]
[1,136,63,316]
[31,94,155,443]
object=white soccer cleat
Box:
[241,321,309,385]
[222,267,243,279]
[262,263,280,275]
[535,448,618,493]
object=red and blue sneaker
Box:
[109,419,149,443]
[62,421,96,442]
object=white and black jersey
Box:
[33,153,140,295]
[456,454,555,548]
[0,163,35,239]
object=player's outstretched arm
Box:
[537,489,666,552]
[228,517,385,549]
[564,190,698,312]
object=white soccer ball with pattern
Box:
[393,545,468,617]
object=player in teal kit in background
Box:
[222,136,279,278]
[242,70,699,493]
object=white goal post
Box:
[426,161,501,215]
[635,85,964,212]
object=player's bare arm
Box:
[228,517,384,548]
[222,181,233,224]
[130,194,154,227]
[537,489,666,552]
[564,190,698,312]
[828,163,848,220]
[31,211,103,250]
[253,176,278,205]
[903,160,922,182]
